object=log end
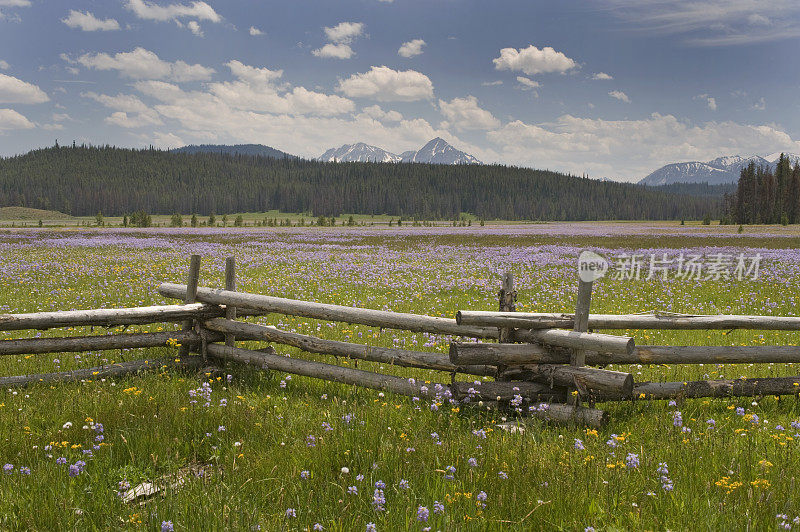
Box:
[455,310,464,325]
[625,337,635,356]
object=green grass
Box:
[0,225,799,530]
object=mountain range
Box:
[318,137,482,165]
[639,153,800,186]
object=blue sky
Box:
[1,0,799,181]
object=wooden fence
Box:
[2,254,799,428]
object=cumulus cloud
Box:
[493,45,577,75]
[608,90,630,102]
[0,60,9,70]
[0,0,31,5]
[187,20,203,36]
[0,73,49,104]
[0,108,34,130]
[398,39,425,58]
[62,10,120,31]
[205,60,353,116]
[695,93,717,110]
[83,91,163,128]
[125,0,221,22]
[592,72,613,80]
[488,112,800,181]
[324,22,364,43]
[439,96,500,131]
[361,105,403,122]
[249,26,263,36]
[313,22,364,59]
[337,66,433,102]
[516,76,540,90]
[481,80,503,86]
[752,97,766,110]
[74,47,215,82]
[126,76,485,160]
[312,43,354,60]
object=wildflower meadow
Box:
[1,223,799,530]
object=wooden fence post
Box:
[496,272,516,381]
[225,257,237,347]
[178,255,201,358]
[569,278,593,404]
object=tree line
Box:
[0,144,722,221]
[724,154,800,224]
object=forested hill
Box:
[0,145,720,220]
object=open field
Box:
[1,223,800,530]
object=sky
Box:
[1,0,800,182]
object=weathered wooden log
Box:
[203,318,495,376]
[620,376,800,400]
[0,356,205,388]
[529,402,608,427]
[457,311,800,331]
[179,255,201,357]
[450,380,565,401]
[0,303,227,331]
[0,330,216,356]
[224,257,237,348]
[206,343,443,398]
[453,342,800,366]
[159,283,499,338]
[531,365,632,396]
[526,329,634,355]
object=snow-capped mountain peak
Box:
[639,153,788,186]
[318,138,481,165]
[401,137,482,164]
[318,143,402,163]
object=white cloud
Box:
[125,0,221,22]
[516,76,540,90]
[361,105,403,122]
[0,108,34,130]
[187,20,202,36]
[312,43,354,60]
[83,91,164,128]
[62,10,120,31]
[324,22,364,44]
[0,60,8,70]
[0,73,48,104]
[337,66,434,102]
[493,45,577,75]
[488,112,800,181]
[608,90,630,102]
[695,93,717,110]
[752,97,766,110]
[398,39,425,58]
[481,80,503,86]
[0,0,30,6]
[592,72,613,80]
[205,60,353,116]
[106,111,163,128]
[313,22,364,59]
[249,26,263,36]
[439,96,500,131]
[75,47,215,82]
[121,70,493,162]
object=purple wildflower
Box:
[285,508,296,518]
[161,521,173,532]
[433,501,445,514]
[416,506,429,522]
[574,439,585,450]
